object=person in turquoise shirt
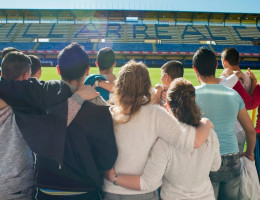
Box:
[192,47,256,200]
[84,47,116,101]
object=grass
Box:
[42,66,260,87]
[41,66,259,125]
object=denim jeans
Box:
[3,187,34,200]
[36,189,100,200]
[103,191,159,200]
[210,153,241,200]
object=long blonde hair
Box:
[111,60,152,123]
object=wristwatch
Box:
[94,79,102,87]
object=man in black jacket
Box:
[0,43,118,200]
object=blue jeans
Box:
[210,153,240,200]
[103,191,159,200]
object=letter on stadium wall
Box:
[205,26,226,40]
[48,24,64,38]
[6,23,16,38]
[181,25,206,39]
[155,24,172,39]
[233,26,260,41]
[23,24,38,38]
[74,23,102,38]
[106,24,121,38]
[133,24,149,38]
[0,24,7,38]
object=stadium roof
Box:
[1,0,260,14]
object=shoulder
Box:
[208,129,220,146]
[243,72,250,79]
[195,85,203,90]
[76,102,112,128]
[84,74,106,85]
[82,101,110,115]
[44,80,62,87]
[143,104,170,118]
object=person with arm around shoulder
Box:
[102,60,213,200]
[105,78,220,200]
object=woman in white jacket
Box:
[105,78,221,200]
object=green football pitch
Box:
[41,66,260,87]
[41,66,260,126]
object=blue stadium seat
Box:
[97,43,153,51]
[212,45,260,53]
[0,42,35,50]
[156,44,208,52]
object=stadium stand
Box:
[0,10,259,67]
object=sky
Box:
[0,0,260,14]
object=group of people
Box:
[0,43,259,200]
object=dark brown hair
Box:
[28,55,41,75]
[221,47,240,66]
[1,51,31,80]
[161,60,183,80]
[167,78,201,127]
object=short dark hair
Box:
[221,47,240,66]
[1,47,20,59]
[161,60,184,80]
[192,47,217,76]
[97,47,115,71]
[1,51,31,80]
[28,55,41,76]
[58,43,89,81]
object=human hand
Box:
[0,99,8,109]
[233,71,245,83]
[200,118,214,129]
[161,90,167,102]
[76,85,100,100]
[221,68,233,77]
[105,168,117,182]
[240,152,255,161]
[246,68,257,82]
[155,83,164,91]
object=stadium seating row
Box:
[1,42,259,54]
[23,57,260,69]
[0,23,259,45]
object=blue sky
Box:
[1,0,260,14]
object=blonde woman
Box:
[102,61,213,200]
[105,78,221,200]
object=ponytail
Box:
[167,78,201,127]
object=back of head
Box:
[167,78,201,127]
[113,60,152,122]
[97,47,115,71]
[58,43,89,81]
[1,51,31,80]
[161,60,184,80]
[1,47,20,59]
[192,47,217,77]
[221,47,240,66]
[28,55,41,76]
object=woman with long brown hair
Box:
[102,61,212,200]
[105,77,221,200]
